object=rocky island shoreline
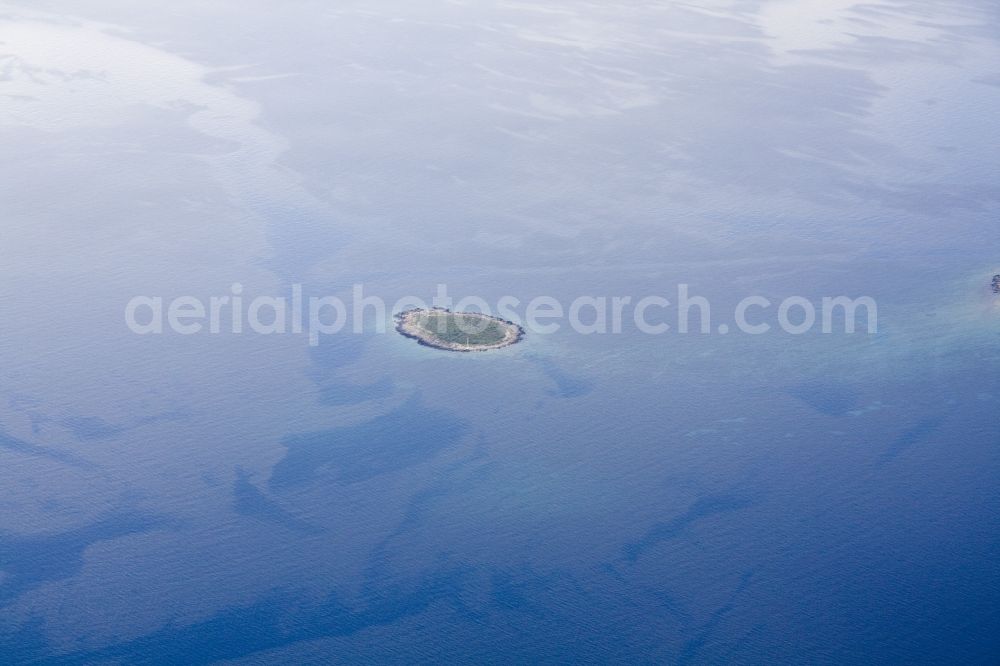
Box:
[395,308,525,352]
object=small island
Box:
[992,274,1000,294]
[395,308,524,352]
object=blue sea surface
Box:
[1,1,999,663]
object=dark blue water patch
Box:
[60,410,187,442]
[306,331,367,378]
[528,357,592,399]
[59,416,125,440]
[489,566,562,616]
[879,417,945,463]
[47,565,476,665]
[373,450,492,548]
[359,441,496,597]
[302,319,396,407]
[0,510,165,606]
[6,395,49,435]
[268,395,467,490]
[0,427,94,469]
[232,468,319,534]
[676,570,755,666]
[622,494,753,563]
[490,571,530,611]
[788,381,860,416]
[299,329,394,405]
[0,616,49,664]
[317,377,394,407]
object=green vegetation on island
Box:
[395,308,523,352]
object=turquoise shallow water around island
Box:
[1,1,1000,663]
